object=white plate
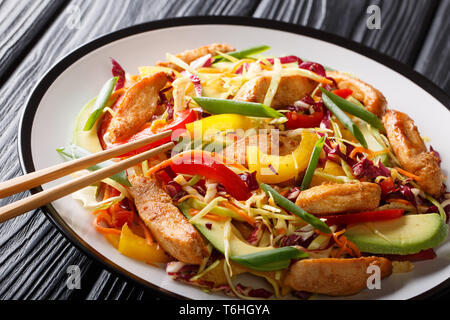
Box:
[19,17,450,300]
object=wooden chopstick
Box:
[0,130,172,199]
[0,141,174,224]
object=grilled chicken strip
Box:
[295,182,381,215]
[383,110,443,197]
[327,71,387,118]
[233,74,317,108]
[284,257,392,296]
[156,43,235,71]
[129,175,208,265]
[107,72,169,143]
[220,134,301,165]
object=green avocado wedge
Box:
[345,213,448,255]
[178,201,308,271]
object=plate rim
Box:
[17,15,450,300]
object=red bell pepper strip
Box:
[323,209,404,226]
[380,177,396,195]
[110,109,199,157]
[331,88,353,99]
[285,110,324,129]
[170,151,251,201]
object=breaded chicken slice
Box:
[129,175,208,265]
[284,256,392,296]
[107,72,169,143]
[295,182,381,215]
[233,74,317,108]
[383,110,443,197]
[327,71,387,118]
[156,43,235,71]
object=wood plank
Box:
[253,0,439,66]
[0,0,258,300]
[414,0,450,92]
[0,0,67,86]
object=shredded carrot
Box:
[220,201,255,226]
[93,211,122,235]
[330,229,361,258]
[394,167,421,181]
[188,208,228,222]
[367,149,389,160]
[386,198,414,206]
[197,67,224,73]
[279,189,289,197]
[276,228,286,235]
[349,147,373,159]
[136,215,154,245]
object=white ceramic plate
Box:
[19,17,450,300]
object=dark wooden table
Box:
[0,0,449,300]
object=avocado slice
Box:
[178,201,272,256]
[345,214,448,255]
[72,98,103,153]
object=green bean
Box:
[213,45,271,63]
[301,135,326,190]
[260,183,331,233]
[320,88,368,148]
[321,88,384,130]
[56,144,131,187]
[83,77,118,131]
[231,246,308,271]
[192,97,283,118]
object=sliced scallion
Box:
[213,45,271,63]
[301,135,326,190]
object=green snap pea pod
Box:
[56,144,131,187]
[320,88,368,148]
[320,88,384,131]
[301,135,326,190]
[260,183,331,234]
[83,77,118,131]
[213,45,271,63]
[231,246,308,272]
[192,97,283,118]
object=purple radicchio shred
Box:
[111,58,126,90]
[268,164,279,175]
[190,74,202,96]
[238,171,259,191]
[267,55,303,66]
[288,95,323,114]
[320,109,332,130]
[352,157,390,180]
[192,184,206,196]
[247,221,264,245]
[282,231,317,248]
[430,146,442,167]
[167,264,199,281]
[286,187,301,203]
[236,283,273,299]
[397,184,417,206]
[190,54,213,69]
[298,61,327,77]
[205,223,212,230]
[166,181,186,201]
[323,142,357,167]
[292,290,313,300]
[235,63,249,74]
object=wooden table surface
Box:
[0,0,449,300]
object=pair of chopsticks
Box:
[0,130,174,224]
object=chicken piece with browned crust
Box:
[327,70,387,118]
[129,175,209,265]
[295,182,381,215]
[284,256,392,296]
[107,72,170,143]
[233,74,317,109]
[383,110,443,197]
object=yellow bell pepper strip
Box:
[185,113,253,139]
[260,184,331,234]
[118,223,171,263]
[246,131,318,184]
[301,135,326,190]
[193,97,284,118]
